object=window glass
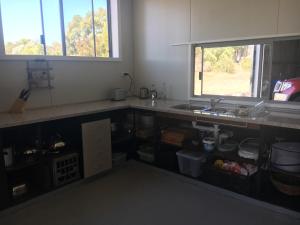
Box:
[0,0,116,58]
[1,0,43,55]
[201,45,255,97]
[63,0,94,57]
[94,0,110,57]
[194,47,202,96]
[42,0,63,56]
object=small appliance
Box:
[111,88,127,101]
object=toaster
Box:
[111,88,127,101]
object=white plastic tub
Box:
[138,146,155,163]
[176,150,207,178]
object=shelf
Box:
[160,141,182,149]
[182,140,202,151]
[112,134,134,145]
[213,150,259,166]
[5,160,43,173]
[10,187,45,207]
[206,164,256,180]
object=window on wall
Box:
[0,0,118,58]
[193,42,270,98]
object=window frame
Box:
[191,39,273,101]
[0,0,120,61]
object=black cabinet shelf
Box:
[112,133,134,145]
[213,150,259,166]
[10,186,45,207]
[6,160,43,173]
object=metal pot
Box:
[271,142,300,173]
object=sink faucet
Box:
[210,98,224,111]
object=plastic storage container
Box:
[176,150,207,178]
[137,146,155,163]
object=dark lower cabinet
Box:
[0,131,9,210]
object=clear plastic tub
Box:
[176,150,207,178]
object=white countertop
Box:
[0,98,300,130]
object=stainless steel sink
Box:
[203,108,228,114]
[172,104,207,111]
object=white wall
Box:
[133,0,191,100]
[0,0,133,112]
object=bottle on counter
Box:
[150,84,158,100]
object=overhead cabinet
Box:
[277,0,300,35]
[134,0,190,45]
[191,0,279,42]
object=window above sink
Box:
[193,40,270,99]
[191,36,300,107]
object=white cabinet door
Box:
[278,0,300,35]
[191,0,279,42]
[82,119,112,178]
[133,0,190,44]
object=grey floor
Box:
[0,161,299,225]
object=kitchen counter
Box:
[0,98,300,130]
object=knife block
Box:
[9,98,26,113]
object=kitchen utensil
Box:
[19,89,31,101]
[3,147,14,167]
[238,138,260,161]
[49,133,67,154]
[218,132,233,145]
[236,105,250,117]
[12,183,28,199]
[203,137,215,152]
[271,142,300,173]
[271,174,300,196]
[139,87,149,99]
[23,148,39,163]
[111,88,127,101]
[218,140,239,152]
[137,145,155,163]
